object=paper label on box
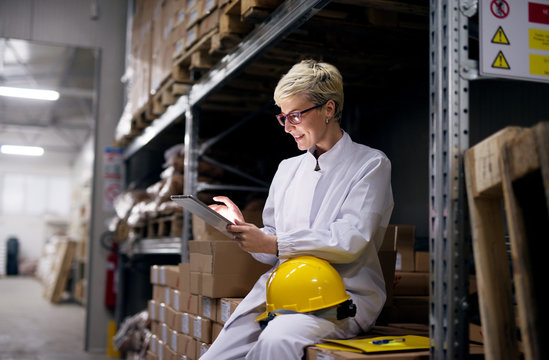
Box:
[181,313,189,334]
[157,341,163,358]
[199,343,209,357]
[159,304,165,323]
[176,10,185,25]
[194,317,202,338]
[317,353,335,360]
[188,9,198,24]
[160,268,166,284]
[151,336,157,352]
[152,267,159,283]
[395,252,402,271]
[165,288,171,306]
[173,291,180,311]
[202,297,211,318]
[205,0,215,11]
[162,324,168,342]
[221,300,231,322]
[170,331,177,351]
[187,0,197,10]
[149,301,156,320]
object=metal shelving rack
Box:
[122,0,474,358]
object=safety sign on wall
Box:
[480,0,549,83]
[103,147,125,211]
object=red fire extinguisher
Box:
[105,241,118,308]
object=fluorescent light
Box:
[0,86,59,101]
[1,145,45,156]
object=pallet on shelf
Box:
[464,122,549,360]
[147,212,183,238]
[241,0,283,23]
[151,77,192,116]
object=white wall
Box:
[0,160,72,262]
[0,0,127,353]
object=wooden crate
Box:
[464,122,549,360]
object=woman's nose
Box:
[284,120,294,133]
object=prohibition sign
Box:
[491,0,510,19]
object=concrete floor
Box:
[0,277,111,360]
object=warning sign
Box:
[491,26,510,45]
[491,0,510,19]
[492,51,511,69]
[480,0,549,83]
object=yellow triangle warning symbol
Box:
[492,51,510,70]
[491,26,510,45]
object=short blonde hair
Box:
[274,60,344,122]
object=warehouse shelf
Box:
[117,0,478,358]
[120,237,181,256]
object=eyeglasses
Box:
[276,102,327,126]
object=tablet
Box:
[171,195,233,238]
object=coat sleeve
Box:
[276,155,393,264]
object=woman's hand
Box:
[228,219,278,255]
[208,196,244,224]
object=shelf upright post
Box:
[182,102,199,263]
[429,0,472,358]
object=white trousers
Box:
[200,308,361,360]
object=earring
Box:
[325,118,329,124]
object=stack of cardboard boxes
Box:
[146,209,269,360]
[381,225,430,324]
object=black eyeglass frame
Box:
[276,101,328,126]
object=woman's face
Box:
[278,94,334,153]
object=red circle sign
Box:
[491,0,510,19]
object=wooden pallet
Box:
[241,0,283,23]
[464,122,549,360]
[43,239,76,304]
[151,77,192,116]
[147,213,183,238]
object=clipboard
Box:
[171,195,233,238]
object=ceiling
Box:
[0,38,97,166]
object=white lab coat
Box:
[201,132,394,360]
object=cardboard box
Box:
[395,225,415,271]
[179,262,191,293]
[393,272,429,296]
[199,295,217,320]
[164,305,177,329]
[414,251,429,272]
[191,314,212,343]
[160,322,170,344]
[176,332,196,359]
[197,342,210,359]
[151,320,161,338]
[158,303,167,323]
[173,291,198,315]
[189,240,271,275]
[192,215,228,241]
[212,321,224,342]
[216,297,243,324]
[153,285,169,304]
[149,300,159,321]
[151,265,180,286]
[165,265,180,290]
[198,7,221,37]
[196,272,258,298]
[146,349,158,360]
[192,209,263,241]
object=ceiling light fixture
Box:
[0,86,60,101]
[0,145,45,156]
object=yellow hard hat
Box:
[255,256,352,322]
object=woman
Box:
[202,60,394,359]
